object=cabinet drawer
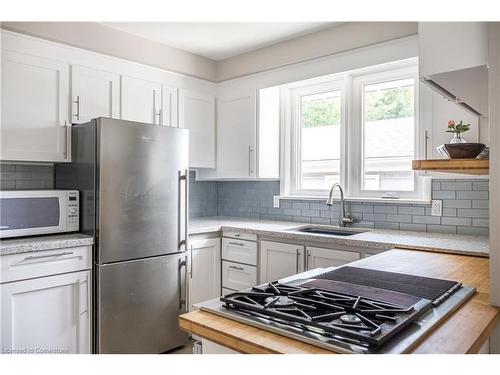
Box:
[0,246,92,284]
[222,231,257,242]
[222,238,257,265]
[222,261,257,291]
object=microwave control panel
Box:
[66,191,80,231]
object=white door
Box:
[0,270,91,354]
[121,76,162,124]
[161,84,178,127]
[1,50,70,162]
[178,89,215,168]
[188,238,221,311]
[260,241,305,283]
[71,65,120,124]
[218,94,256,178]
[306,246,360,270]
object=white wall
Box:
[1,22,217,81]
[216,22,418,81]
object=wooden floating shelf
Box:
[412,159,489,175]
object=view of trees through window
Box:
[302,83,413,127]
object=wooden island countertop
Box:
[179,249,500,354]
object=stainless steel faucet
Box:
[326,183,353,227]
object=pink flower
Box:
[448,120,455,128]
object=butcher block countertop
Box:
[179,249,499,354]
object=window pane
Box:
[300,90,341,190]
[362,78,415,191]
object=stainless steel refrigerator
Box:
[56,117,190,353]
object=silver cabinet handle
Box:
[306,249,311,269]
[153,90,157,124]
[24,251,73,261]
[424,130,429,160]
[158,108,162,125]
[296,249,302,273]
[248,146,254,176]
[190,244,193,278]
[228,241,244,246]
[73,95,80,121]
[63,120,69,160]
[228,265,244,271]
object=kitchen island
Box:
[179,249,499,354]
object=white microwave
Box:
[0,190,79,239]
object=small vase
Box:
[450,132,467,144]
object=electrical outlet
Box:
[431,199,442,216]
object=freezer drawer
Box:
[97,253,189,353]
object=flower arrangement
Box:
[446,120,470,135]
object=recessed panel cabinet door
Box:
[71,65,120,124]
[260,241,305,283]
[121,76,162,124]
[188,238,221,311]
[0,271,91,354]
[306,246,360,270]
[178,89,215,168]
[1,50,70,162]
[218,94,256,178]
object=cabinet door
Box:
[178,89,215,168]
[260,241,304,283]
[121,76,162,124]
[306,246,360,270]
[0,270,90,354]
[188,238,221,311]
[218,94,256,178]
[71,65,120,124]
[161,84,178,127]
[1,50,70,162]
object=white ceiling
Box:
[102,22,338,60]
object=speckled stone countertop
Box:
[0,233,94,256]
[190,216,489,257]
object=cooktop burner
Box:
[221,281,433,348]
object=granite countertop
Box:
[190,216,489,257]
[0,233,94,256]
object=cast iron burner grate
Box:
[221,281,433,348]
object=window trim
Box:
[289,78,346,197]
[347,61,425,200]
[280,57,430,203]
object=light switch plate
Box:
[431,199,442,216]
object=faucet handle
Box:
[342,213,354,225]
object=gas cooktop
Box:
[198,267,476,354]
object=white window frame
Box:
[289,78,346,197]
[348,60,427,201]
[280,57,431,203]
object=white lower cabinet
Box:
[306,246,360,270]
[188,238,221,311]
[260,241,305,283]
[222,261,257,291]
[0,270,91,354]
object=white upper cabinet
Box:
[178,89,216,168]
[71,65,120,124]
[161,84,178,127]
[1,50,70,162]
[218,93,257,178]
[121,76,162,124]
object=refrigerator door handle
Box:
[178,169,189,252]
[179,256,188,311]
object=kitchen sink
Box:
[288,225,367,237]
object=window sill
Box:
[273,195,431,208]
